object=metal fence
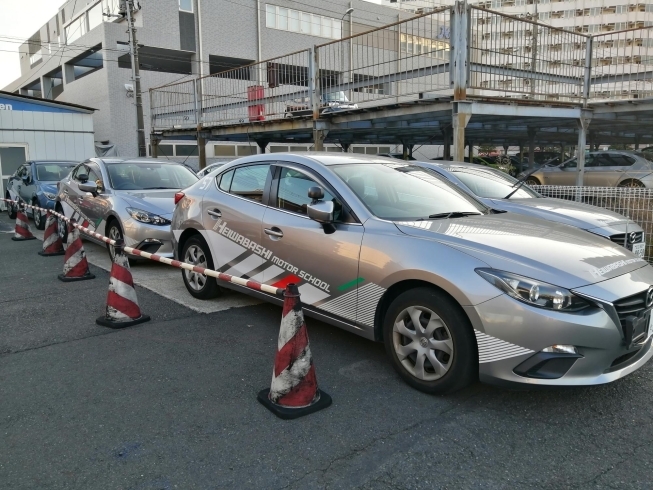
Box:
[532,185,653,263]
[469,7,588,102]
[150,2,653,130]
[590,26,653,102]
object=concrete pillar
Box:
[443,127,452,160]
[313,129,327,151]
[257,141,268,154]
[151,137,158,158]
[503,144,509,155]
[402,144,409,160]
[575,114,592,189]
[467,141,473,161]
[408,145,414,159]
[519,142,524,164]
[560,144,565,162]
[342,143,350,153]
[452,112,470,162]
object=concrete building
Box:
[0,91,95,205]
[3,0,412,161]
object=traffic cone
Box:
[57,219,95,282]
[257,284,331,419]
[11,203,36,241]
[96,239,150,329]
[38,211,65,256]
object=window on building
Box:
[270,146,289,153]
[66,44,103,81]
[209,55,254,78]
[179,0,193,13]
[237,146,258,156]
[119,46,193,75]
[65,14,87,44]
[214,145,237,157]
[265,4,342,40]
[29,50,43,66]
[88,3,103,31]
[176,144,197,157]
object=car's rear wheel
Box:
[6,194,16,219]
[32,199,45,230]
[383,287,477,395]
[525,177,541,186]
[619,179,645,188]
[181,235,221,300]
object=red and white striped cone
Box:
[38,211,65,256]
[96,239,150,329]
[257,284,331,419]
[57,219,96,282]
[11,203,36,242]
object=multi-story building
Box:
[3,0,408,159]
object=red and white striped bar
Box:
[2,198,284,297]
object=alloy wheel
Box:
[184,244,208,291]
[33,206,42,228]
[392,306,454,381]
[108,224,123,260]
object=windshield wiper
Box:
[504,161,565,199]
[425,211,483,220]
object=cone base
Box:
[38,250,65,257]
[12,236,36,241]
[96,315,151,329]
[57,273,96,282]
[257,388,332,420]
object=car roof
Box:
[225,152,400,167]
[94,157,186,165]
[423,160,491,171]
[29,160,78,165]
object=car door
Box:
[77,162,111,232]
[261,163,364,323]
[545,154,597,186]
[600,153,637,187]
[202,162,273,275]
[60,162,90,219]
[19,163,37,203]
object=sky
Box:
[0,0,61,89]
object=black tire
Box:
[55,204,68,243]
[6,194,16,219]
[525,177,540,186]
[106,219,124,260]
[383,287,477,395]
[618,179,645,188]
[181,234,221,300]
[32,199,45,230]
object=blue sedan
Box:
[5,160,77,229]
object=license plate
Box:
[632,242,646,257]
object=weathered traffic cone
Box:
[96,239,150,329]
[57,219,95,282]
[12,203,36,241]
[38,211,65,256]
[257,284,331,419]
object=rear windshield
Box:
[36,163,76,181]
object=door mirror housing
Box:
[307,200,334,224]
[79,181,98,195]
[77,173,89,183]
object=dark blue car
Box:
[5,160,77,229]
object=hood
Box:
[394,213,648,288]
[39,183,58,195]
[487,197,641,236]
[116,190,177,216]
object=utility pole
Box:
[123,0,146,157]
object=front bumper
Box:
[464,265,653,387]
[122,218,174,258]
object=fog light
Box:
[542,345,578,355]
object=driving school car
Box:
[172,153,653,394]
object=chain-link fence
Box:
[532,185,653,263]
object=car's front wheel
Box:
[55,204,68,243]
[525,177,541,186]
[32,199,45,230]
[383,287,477,395]
[106,220,124,261]
[181,234,221,300]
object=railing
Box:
[150,2,653,131]
[590,26,653,102]
[469,6,588,102]
[532,185,653,263]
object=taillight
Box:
[174,192,185,205]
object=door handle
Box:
[264,227,284,238]
[207,208,222,219]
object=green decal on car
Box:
[338,277,364,291]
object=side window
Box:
[86,163,102,182]
[565,158,577,168]
[583,155,599,168]
[276,167,342,220]
[16,165,27,178]
[72,164,88,182]
[218,169,234,192]
[222,164,270,203]
[605,155,635,167]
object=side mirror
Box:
[77,173,89,183]
[308,186,324,200]
[79,181,98,195]
[307,200,334,223]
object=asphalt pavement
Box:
[2,212,653,489]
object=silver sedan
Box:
[172,153,653,394]
[418,161,647,257]
[56,157,198,259]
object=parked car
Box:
[5,160,77,229]
[55,157,198,259]
[197,162,227,178]
[418,161,647,257]
[285,91,358,117]
[378,153,416,161]
[172,153,653,394]
[525,150,653,187]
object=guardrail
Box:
[531,185,653,263]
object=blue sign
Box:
[0,96,85,114]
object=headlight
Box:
[476,268,590,312]
[44,192,57,200]
[126,207,171,226]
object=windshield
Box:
[106,162,198,190]
[445,166,539,199]
[332,163,487,220]
[36,163,76,181]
